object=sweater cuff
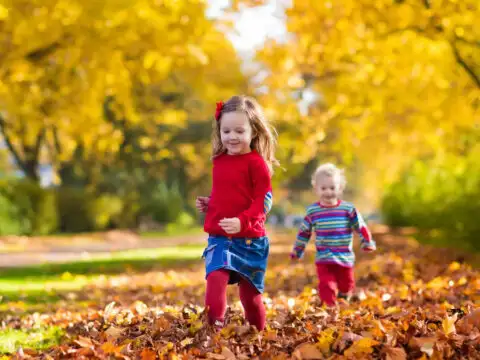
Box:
[237,214,249,233]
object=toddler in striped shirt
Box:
[290,163,376,306]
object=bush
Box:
[141,182,183,224]
[90,194,124,230]
[0,192,23,235]
[0,179,58,235]
[381,151,480,251]
[57,187,124,232]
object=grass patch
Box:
[0,327,64,354]
[139,226,204,238]
[0,244,205,301]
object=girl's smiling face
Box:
[220,112,253,155]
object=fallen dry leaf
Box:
[382,345,407,360]
[293,343,323,360]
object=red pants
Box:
[205,269,266,330]
[316,263,355,306]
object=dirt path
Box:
[0,231,207,268]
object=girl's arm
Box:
[349,207,376,251]
[236,157,272,233]
[290,214,313,259]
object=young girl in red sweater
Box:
[196,95,279,331]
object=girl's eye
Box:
[321,187,327,191]
[223,130,230,134]
[330,187,335,190]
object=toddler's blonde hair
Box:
[311,163,347,190]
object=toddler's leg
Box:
[239,278,266,331]
[335,265,355,300]
[205,269,230,326]
[315,263,337,306]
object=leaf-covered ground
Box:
[1,226,479,359]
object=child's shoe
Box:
[337,292,352,302]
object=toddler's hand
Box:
[196,196,210,213]
[219,217,241,234]
[362,246,375,253]
[290,252,299,261]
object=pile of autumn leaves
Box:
[8,230,480,359]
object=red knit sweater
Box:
[204,150,272,238]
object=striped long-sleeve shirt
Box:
[291,200,375,267]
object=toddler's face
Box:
[315,175,342,205]
[220,112,253,155]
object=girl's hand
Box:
[196,196,210,213]
[290,252,299,262]
[219,217,241,234]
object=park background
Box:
[0,0,478,358]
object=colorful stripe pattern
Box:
[264,191,273,214]
[292,201,375,267]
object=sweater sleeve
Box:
[237,156,272,233]
[349,207,376,250]
[291,213,313,259]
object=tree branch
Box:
[451,40,480,89]
[0,116,29,177]
[26,41,61,62]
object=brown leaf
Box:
[207,353,227,359]
[264,329,277,341]
[75,336,95,349]
[292,343,323,360]
[463,308,480,328]
[333,331,363,353]
[382,345,407,360]
[155,316,172,332]
[221,347,237,360]
[105,326,123,341]
[409,337,436,357]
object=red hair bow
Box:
[215,101,224,121]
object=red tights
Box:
[205,269,266,330]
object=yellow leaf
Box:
[180,337,194,347]
[442,313,458,335]
[344,338,379,357]
[316,328,335,354]
[426,277,447,291]
[447,261,461,272]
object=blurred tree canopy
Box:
[0,0,246,191]
[250,0,479,199]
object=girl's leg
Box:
[315,263,337,306]
[239,278,266,331]
[334,265,355,300]
[205,269,230,325]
